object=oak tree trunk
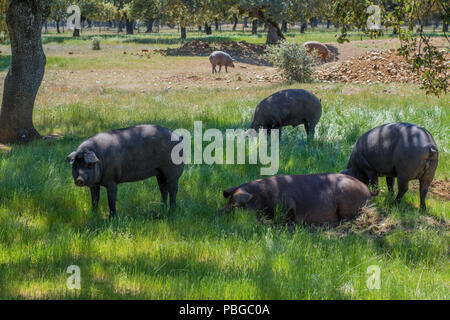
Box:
[125,17,134,35]
[252,19,258,34]
[0,0,52,143]
[232,16,238,31]
[146,18,155,33]
[181,27,186,40]
[205,23,212,35]
[266,20,285,45]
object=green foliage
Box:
[266,40,317,82]
[331,0,448,97]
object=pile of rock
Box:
[317,49,449,84]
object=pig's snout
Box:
[75,177,85,186]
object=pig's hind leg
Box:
[167,179,179,209]
[156,173,169,205]
[304,119,316,140]
[386,177,395,193]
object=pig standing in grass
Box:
[249,89,322,139]
[67,125,184,218]
[209,51,235,74]
[342,122,438,210]
[222,173,371,226]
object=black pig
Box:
[67,125,184,217]
[342,122,438,209]
[223,173,371,226]
[249,89,322,139]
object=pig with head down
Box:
[209,51,235,74]
[249,89,322,139]
[342,122,438,210]
[67,125,184,218]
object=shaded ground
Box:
[411,179,450,202]
[160,40,269,66]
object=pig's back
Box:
[258,89,321,124]
[210,51,232,63]
[356,123,436,173]
[88,125,181,182]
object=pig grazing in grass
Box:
[223,173,371,226]
[209,51,235,74]
[342,122,438,210]
[249,89,322,139]
[67,125,184,218]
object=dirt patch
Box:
[317,48,450,84]
[158,40,269,65]
[331,205,398,238]
[411,179,450,202]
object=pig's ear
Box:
[223,186,238,198]
[83,150,100,163]
[66,152,77,165]
[233,191,253,205]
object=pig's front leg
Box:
[106,183,118,218]
[90,186,100,210]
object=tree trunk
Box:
[281,21,287,33]
[126,18,134,34]
[205,23,212,35]
[266,20,285,44]
[215,19,219,31]
[244,17,248,28]
[300,22,307,33]
[118,21,123,33]
[443,21,448,32]
[252,19,258,34]
[181,26,186,40]
[232,16,238,31]
[56,19,60,33]
[145,18,154,33]
[0,0,52,143]
[327,19,331,29]
[73,28,80,37]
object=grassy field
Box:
[0,30,448,299]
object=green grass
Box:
[0,33,448,299]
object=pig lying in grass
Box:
[67,125,184,218]
[342,122,438,210]
[209,51,235,74]
[249,89,322,139]
[223,173,371,226]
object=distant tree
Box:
[237,0,287,44]
[332,0,448,96]
[129,0,159,32]
[50,0,71,34]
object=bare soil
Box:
[410,179,450,202]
